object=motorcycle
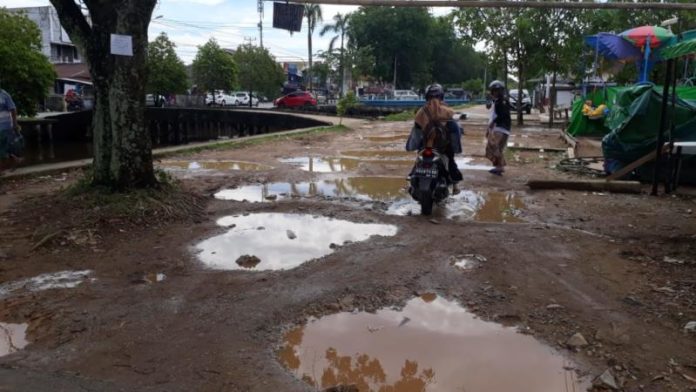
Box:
[408,146,451,215]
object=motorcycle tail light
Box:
[423,148,434,158]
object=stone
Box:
[685,321,696,334]
[546,304,564,310]
[286,230,297,240]
[265,194,278,201]
[566,332,589,348]
[593,369,619,390]
[235,255,261,269]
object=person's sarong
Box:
[486,130,508,167]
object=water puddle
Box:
[281,156,412,173]
[195,213,397,270]
[214,177,408,203]
[450,254,486,270]
[455,157,493,171]
[387,191,525,222]
[278,295,588,392]
[341,150,416,160]
[0,270,92,298]
[0,322,28,357]
[160,160,272,172]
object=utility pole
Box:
[257,0,264,48]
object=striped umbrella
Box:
[620,25,675,49]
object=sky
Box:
[1,0,454,64]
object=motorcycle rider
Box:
[407,83,463,194]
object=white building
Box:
[10,6,82,64]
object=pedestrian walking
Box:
[0,87,20,168]
[485,80,511,176]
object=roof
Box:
[54,63,91,82]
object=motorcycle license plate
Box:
[415,167,438,177]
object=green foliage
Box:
[0,8,55,116]
[462,78,484,96]
[320,13,351,94]
[336,91,359,124]
[192,38,237,95]
[383,111,415,122]
[147,32,188,95]
[232,44,285,100]
[304,4,323,90]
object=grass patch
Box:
[164,124,350,157]
[383,111,416,122]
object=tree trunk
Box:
[549,66,557,128]
[50,0,157,190]
[339,32,345,97]
[516,44,523,126]
[307,27,313,91]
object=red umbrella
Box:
[620,25,675,49]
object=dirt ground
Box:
[0,106,695,392]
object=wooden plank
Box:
[567,147,576,159]
[559,128,577,148]
[527,179,642,194]
[604,147,667,181]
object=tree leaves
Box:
[0,9,55,116]
[232,44,285,100]
[191,38,237,95]
[147,32,188,95]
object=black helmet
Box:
[488,80,505,91]
[425,84,444,100]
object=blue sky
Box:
[1,0,452,64]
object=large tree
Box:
[304,4,322,91]
[50,0,157,189]
[147,32,188,98]
[232,44,285,103]
[0,8,55,117]
[191,38,237,102]
[320,13,351,95]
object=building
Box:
[10,6,82,64]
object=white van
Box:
[393,90,419,101]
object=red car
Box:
[274,91,317,108]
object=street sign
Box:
[273,2,304,32]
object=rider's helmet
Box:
[488,80,505,92]
[425,84,445,100]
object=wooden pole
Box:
[272,0,696,10]
[652,59,675,196]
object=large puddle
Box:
[281,156,415,173]
[160,160,273,172]
[341,150,416,160]
[0,322,28,357]
[278,295,588,391]
[387,191,525,222]
[0,270,92,298]
[195,213,397,270]
[214,177,408,203]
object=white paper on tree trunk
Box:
[110,34,133,56]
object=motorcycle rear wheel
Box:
[420,193,434,215]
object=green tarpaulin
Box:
[601,84,696,178]
[567,85,696,137]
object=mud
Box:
[0,270,92,298]
[195,213,398,270]
[278,296,589,391]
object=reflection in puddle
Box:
[0,270,92,298]
[278,296,588,392]
[281,156,412,173]
[455,157,493,171]
[160,160,272,172]
[195,213,397,270]
[0,322,28,357]
[341,150,416,160]
[387,191,525,222]
[214,177,408,203]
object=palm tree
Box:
[320,13,350,96]
[304,4,323,91]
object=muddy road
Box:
[0,107,695,391]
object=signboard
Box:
[273,2,304,32]
[110,34,133,56]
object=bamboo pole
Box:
[270,0,696,11]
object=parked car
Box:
[311,90,328,104]
[274,91,317,108]
[393,90,419,101]
[232,91,259,107]
[146,94,166,107]
[206,92,237,106]
[508,89,532,114]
